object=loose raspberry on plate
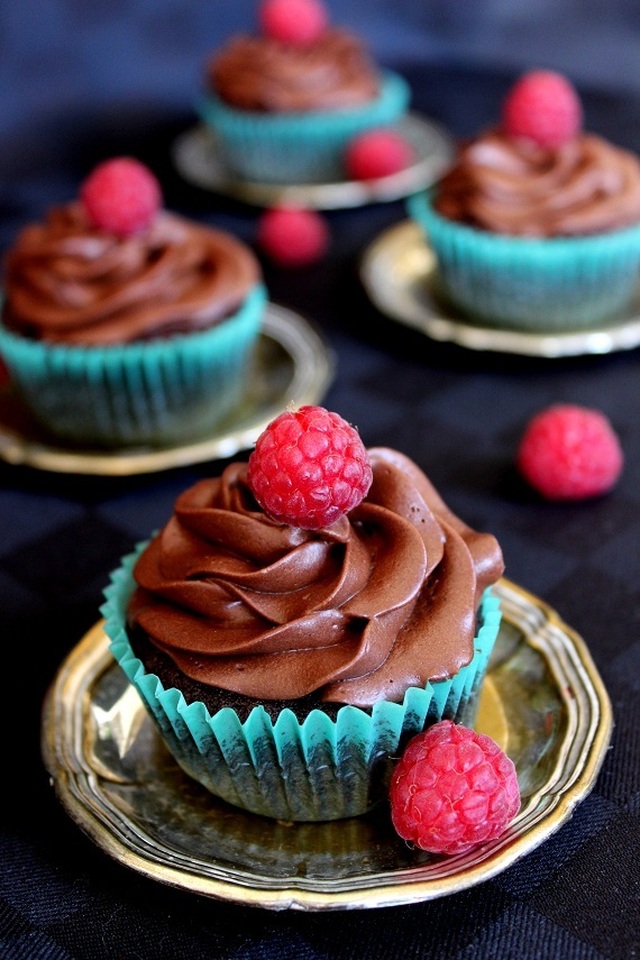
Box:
[501,69,582,148]
[257,205,330,267]
[247,405,373,529]
[80,157,162,237]
[389,721,521,856]
[259,0,328,46]
[345,129,415,181]
[517,403,624,501]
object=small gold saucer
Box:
[41,578,612,911]
[0,303,335,476]
[360,220,640,358]
[172,114,453,210]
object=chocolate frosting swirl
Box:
[128,448,504,709]
[207,27,379,112]
[3,204,261,344]
[434,128,640,236]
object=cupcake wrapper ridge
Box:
[0,283,267,447]
[408,190,640,330]
[102,542,502,822]
[199,71,411,184]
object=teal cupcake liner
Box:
[0,284,267,448]
[198,70,411,184]
[408,191,640,330]
[101,542,502,822]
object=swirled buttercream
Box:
[127,447,504,709]
[434,128,640,236]
[207,28,379,112]
[2,204,261,344]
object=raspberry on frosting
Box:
[345,129,415,181]
[80,157,162,237]
[258,0,328,46]
[501,69,583,149]
[257,205,330,267]
[389,721,521,856]
[247,404,373,529]
[517,404,624,501]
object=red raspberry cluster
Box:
[345,129,415,181]
[257,206,330,267]
[517,404,623,500]
[389,721,520,856]
[501,69,582,149]
[80,157,162,237]
[259,0,328,46]
[247,405,373,529]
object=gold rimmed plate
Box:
[360,219,640,358]
[0,303,335,476]
[172,114,453,210]
[41,579,612,911]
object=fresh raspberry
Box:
[247,405,373,529]
[259,0,328,46]
[501,70,582,148]
[345,129,415,181]
[257,205,330,267]
[517,404,623,501]
[80,157,162,236]
[389,721,520,856]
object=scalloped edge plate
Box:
[41,578,612,911]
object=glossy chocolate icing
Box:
[127,447,504,709]
[3,204,261,344]
[207,27,379,113]
[434,128,640,236]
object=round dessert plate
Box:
[41,578,612,911]
[171,114,453,210]
[0,303,335,476]
[361,220,640,358]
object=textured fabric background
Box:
[1,2,639,958]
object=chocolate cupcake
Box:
[0,157,267,447]
[103,405,504,821]
[408,70,640,331]
[198,0,410,184]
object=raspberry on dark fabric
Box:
[80,157,162,237]
[259,0,328,46]
[257,205,330,267]
[501,70,582,149]
[247,405,372,529]
[345,129,415,181]
[389,721,520,856]
[517,403,624,501]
